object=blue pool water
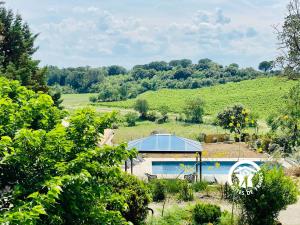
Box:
[152,161,264,175]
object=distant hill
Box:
[95,77,297,119]
[48,59,274,102]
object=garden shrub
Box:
[193,203,221,225]
[223,182,234,200]
[125,112,139,127]
[150,180,166,202]
[149,179,185,195]
[241,133,250,142]
[178,181,194,201]
[111,173,151,225]
[146,111,157,122]
[197,133,206,142]
[176,113,186,122]
[163,179,184,193]
[183,98,205,123]
[148,205,192,225]
[134,99,149,119]
[238,166,299,225]
[219,211,237,225]
[89,95,98,103]
[156,117,166,124]
[192,181,208,192]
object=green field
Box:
[62,93,96,110]
[61,77,294,142]
[94,77,297,118]
[113,120,225,143]
[61,93,131,114]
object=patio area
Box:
[125,134,268,183]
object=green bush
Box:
[197,133,206,142]
[178,181,194,201]
[148,205,192,225]
[193,203,221,225]
[192,181,209,192]
[223,182,234,200]
[134,99,149,119]
[89,95,98,103]
[238,166,299,225]
[150,180,166,202]
[183,97,205,123]
[219,211,237,225]
[111,173,151,225]
[125,112,139,126]
[146,111,158,122]
[163,179,184,193]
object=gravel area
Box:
[279,199,300,225]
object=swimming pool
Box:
[152,161,264,175]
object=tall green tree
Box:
[107,65,127,76]
[258,61,273,72]
[183,98,205,123]
[0,5,47,91]
[277,0,300,79]
[134,99,149,119]
[217,104,256,139]
[267,82,300,151]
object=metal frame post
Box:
[199,151,202,181]
[130,157,133,174]
[196,153,199,182]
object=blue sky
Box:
[6,0,288,68]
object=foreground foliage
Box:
[0,78,150,225]
[238,166,299,225]
[193,203,221,225]
[147,204,232,225]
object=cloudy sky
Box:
[6,0,289,69]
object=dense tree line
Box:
[47,59,279,101]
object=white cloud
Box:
[12,1,282,68]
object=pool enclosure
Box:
[126,134,204,181]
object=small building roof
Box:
[127,134,202,153]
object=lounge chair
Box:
[184,173,196,183]
[145,173,157,182]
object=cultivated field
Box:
[61,77,287,142]
[94,77,296,118]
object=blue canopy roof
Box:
[127,134,202,153]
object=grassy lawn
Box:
[95,77,297,119]
[62,93,132,114]
[62,93,96,110]
[112,120,266,144]
[113,120,225,143]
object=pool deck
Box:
[133,157,269,183]
[131,143,269,182]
